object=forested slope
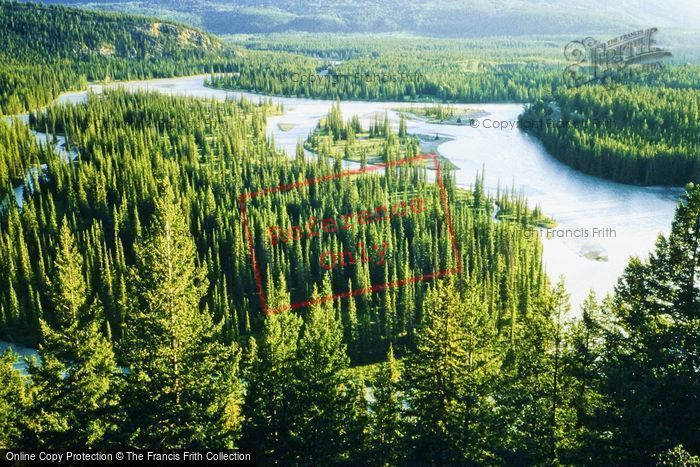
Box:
[37,0,700,35]
[0,0,234,114]
[520,79,700,185]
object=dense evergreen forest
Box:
[209,31,700,106]
[206,56,563,103]
[0,1,574,113]
[0,0,236,114]
[0,0,698,463]
[1,89,549,356]
[520,80,700,185]
[215,33,569,103]
[0,86,696,465]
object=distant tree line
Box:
[521,82,700,185]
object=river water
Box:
[0,340,38,374]
[106,75,679,307]
[1,74,681,366]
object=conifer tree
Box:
[338,374,370,462]
[293,275,350,463]
[599,183,700,462]
[495,279,574,465]
[549,278,571,463]
[123,182,243,448]
[243,310,303,462]
[0,349,30,448]
[561,290,610,463]
[369,344,404,466]
[404,279,470,464]
[26,220,121,448]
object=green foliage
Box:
[0,5,698,458]
[593,183,700,462]
[369,344,404,465]
[0,120,49,198]
[292,277,351,462]
[657,445,700,466]
[404,279,500,464]
[305,103,420,165]
[0,349,29,448]
[242,309,303,461]
[208,57,562,103]
[122,183,244,447]
[521,78,700,185]
[0,0,233,115]
[559,290,611,463]
[25,220,122,448]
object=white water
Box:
[1,74,681,368]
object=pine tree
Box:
[599,183,700,462]
[293,275,350,463]
[549,278,571,463]
[48,220,86,324]
[26,220,121,448]
[664,183,700,315]
[369,344,404,466]
[561,290,610,463]
[495,280,574,465]
[338,373,370,462]
[243,310,303,463]
[0,349,30,448]
[404,279,469,464]
[123,182,243,448]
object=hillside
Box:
[0,0,232,114]
[37,0,700,36]
[0,1,222,65]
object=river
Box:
[107,75,678,307]
[1,74,681,367]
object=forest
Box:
[3,2,700,186]
[0,2,567,113]
[520,81,700,185]
[0,0,698,464]
[0,0,236,114]
[205,55,564,104]
[0,86,697,465]
[36,0,700,36]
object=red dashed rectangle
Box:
[238,153,462,315]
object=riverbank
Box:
[2,74,683,310]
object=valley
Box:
[0,1,698,463]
